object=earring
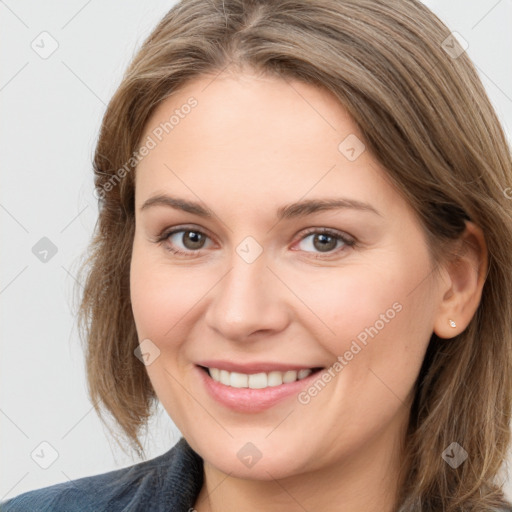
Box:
[449,319,457,328]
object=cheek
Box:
[304,255,434,391]
[130,241,204,339]
[296,262,407,348]
[129,243,203,426]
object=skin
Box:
[130,69,488,512]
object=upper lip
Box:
[196,360,324,374]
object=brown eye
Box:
[181,230,207,250]
[168,230,208,251]
[157,227,213,256]
[311,233,338,252]
[295,228,356,257]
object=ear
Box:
[433,221,488,339]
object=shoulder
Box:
[0,437,203,512]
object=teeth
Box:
[283,370,297,383]
[248,373,267,389]
[231,372,248,388]
[219,370,230,386]
[207,367,314,388]
[298,369,313,380]
[267,371,283,387]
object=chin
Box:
[191,436,314,480]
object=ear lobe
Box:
[433,221,488,339]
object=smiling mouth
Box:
[198,365,324,389]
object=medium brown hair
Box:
[73,1,512,510]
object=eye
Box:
[156,227,213,256]
[154,225,356,259]
[294,228,356,257]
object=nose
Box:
[204,248,290,341]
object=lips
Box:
[195,363,326,413]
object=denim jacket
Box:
[0,437,203,512]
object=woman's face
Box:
[130,71,445,480]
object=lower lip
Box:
[196,365,324,413]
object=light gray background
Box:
[1,0,511,501]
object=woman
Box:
[2,0,512,510]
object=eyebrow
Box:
[140,194,381,219]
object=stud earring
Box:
[449,319,457,328]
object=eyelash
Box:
[154,225,357,259]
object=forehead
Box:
[142,71,356,154]
[134,72,405,221]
